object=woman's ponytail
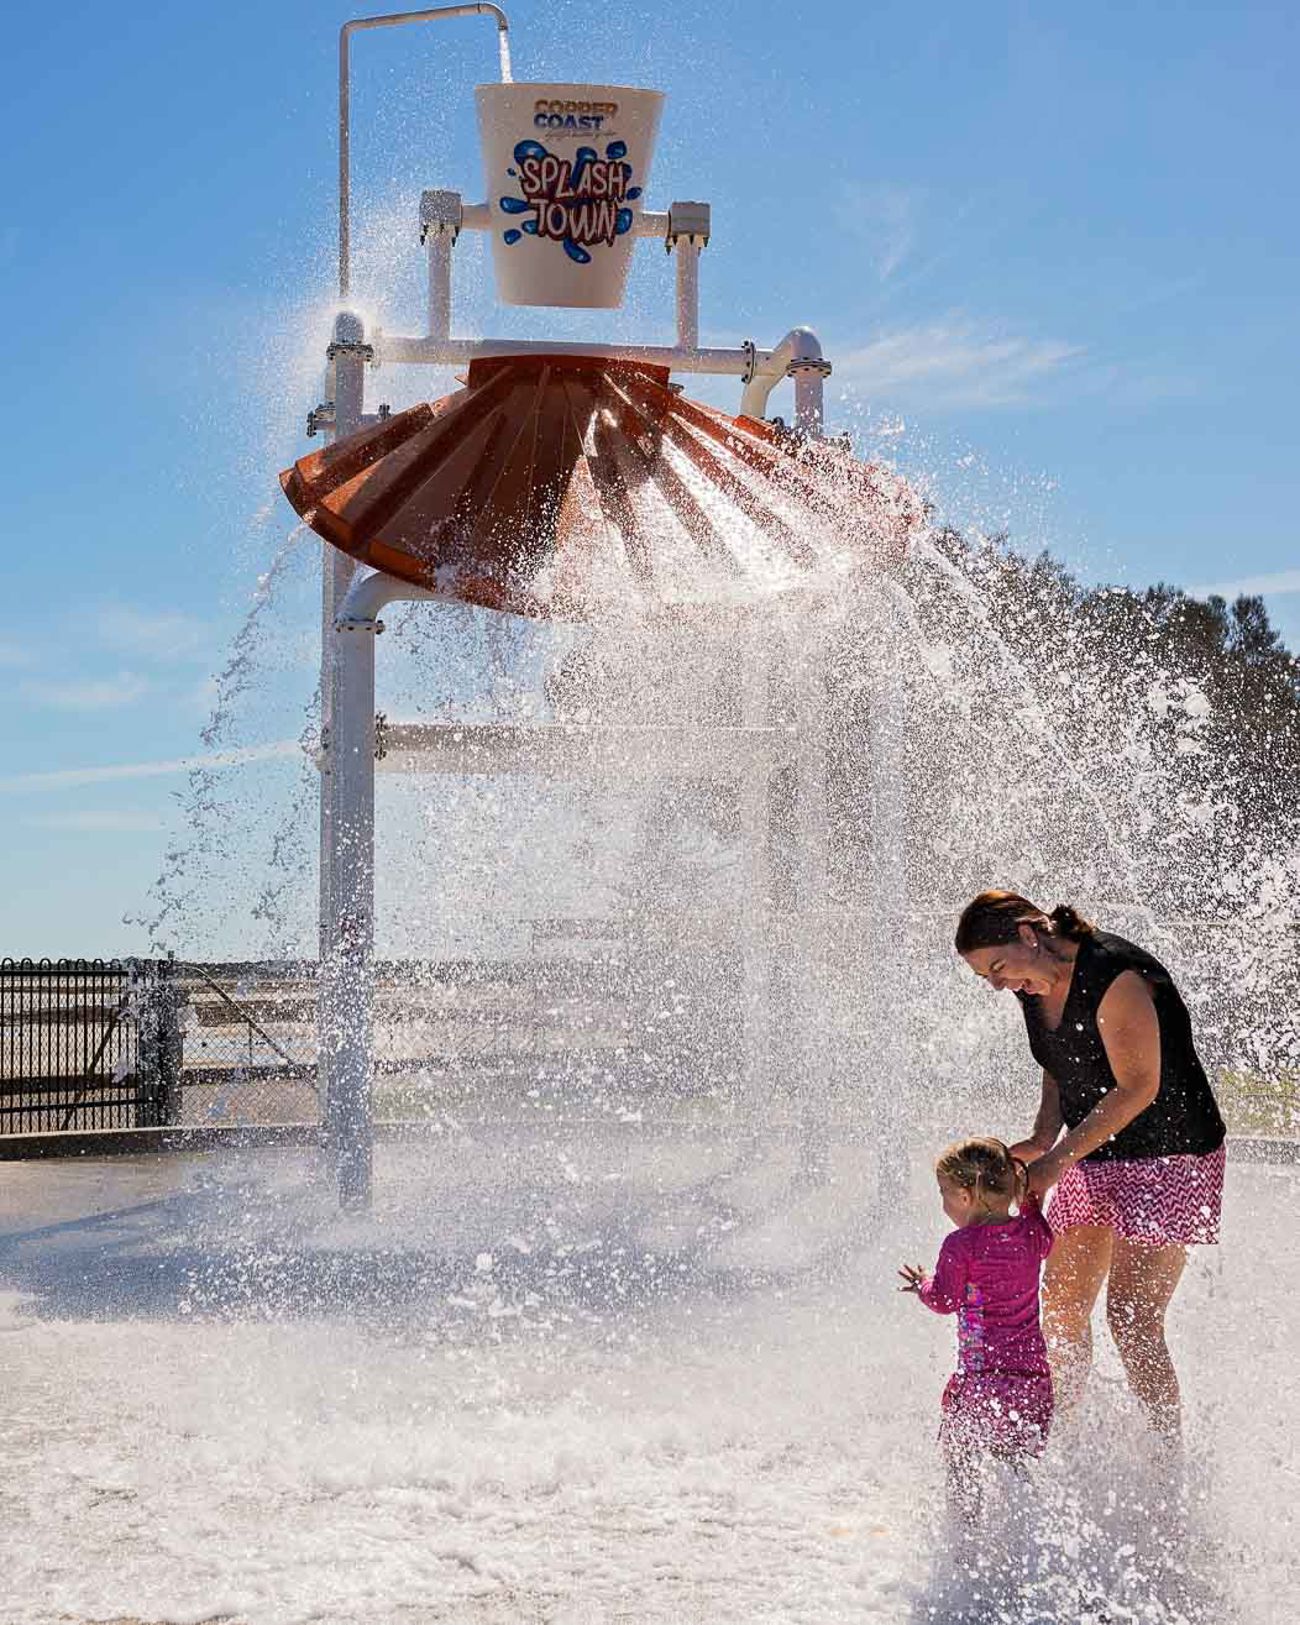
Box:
[1047,903,1095,940]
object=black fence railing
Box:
[0,958,182,1134]
[1,948,743,1138]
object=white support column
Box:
[865,593,907,967]
[666,201,709,357]
[790,607,832,1181]
[322,567,436,1207]
[863,585,909,1200]
[791,360,831,439]
[324,610,379,1208]
[738,616,772,1124]
[318,310,369,1158]
[420,189,461,340]
[674,242,700,351]
[427,234,453,341]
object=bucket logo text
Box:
[500,139,642,265]
[533,97,618,133]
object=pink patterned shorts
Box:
[1047,1143,1225,1247]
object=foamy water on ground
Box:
[1,1144,1295,1625]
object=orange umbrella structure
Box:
[281,354,921,620]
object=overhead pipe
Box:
[417,195,698,342]
[376,335,776,375]
[336,568,438,630]
[433,201,676,238]
[340,5,512,299]
[739,326,832,433]
[325,564,440,1208]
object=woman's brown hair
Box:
[954,889,1094,954]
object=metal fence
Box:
[175,961,318,1127]
[2,950,1295,1145]
[0,947,740,1138]
[0,958,182,1133]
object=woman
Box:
[955,890,1226,1437]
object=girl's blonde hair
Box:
[935,1136,1025,1205]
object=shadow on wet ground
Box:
[0,1131,881,1330]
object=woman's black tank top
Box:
[1017,930,1225,1162]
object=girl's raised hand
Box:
[897,1263,926,1293]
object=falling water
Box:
[132,519,317,956]
[14,122,1299,1625]
[80,419,1300,1620]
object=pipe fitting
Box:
[420,188,464,244]
[665,200,711,250]
[337,567,439,628]
[739,326,829,427]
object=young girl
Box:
[900,1137,1055,1519]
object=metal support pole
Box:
[340,5,511,300]
[325,613,379,1208]
[321,566,436,1205]
[866,596,907,961]
[864,585,909,1203]
[318,312,369,1152]
[738,619,772,1121]
[674,242,700,351]
[666,202,709,352]
[791,610,831,1181]
[420,191,461,340]
[422,197,458,341]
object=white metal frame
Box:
[318,8,840,1207]
[400,188,829,431]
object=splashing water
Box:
[132,520,316,955]
[73,218,1300,1625]
[101,468,1300,1619]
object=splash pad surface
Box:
[2,1141,1296,1624]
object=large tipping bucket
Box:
[476,82,664,309]
[280,354,923,618]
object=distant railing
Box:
[1,949,1295,1149]
[1,944,745,1139]
[0,958,181,1133]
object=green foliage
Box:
[926,529,1300,907]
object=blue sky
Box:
[1,0,1297,957]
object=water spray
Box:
[285,7,922,1207]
